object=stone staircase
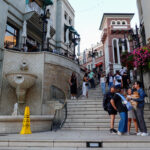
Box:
[1,86,150,150]
[62,86,150,131]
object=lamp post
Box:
[41,0,53,51]
[88,46,98,70]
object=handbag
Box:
[85,82,89,86]
[116,93,133,111]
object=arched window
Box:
[111,20,116,25]
[122,20,127,25]
[117,21,121,25]
[113,40,118,63]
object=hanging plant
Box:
[121,52,134,70]
[132,46,150,71]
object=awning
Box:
[65,25,80,36]
[95,62,103,67]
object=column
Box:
[116,39,121,64]
[65,28,69,44]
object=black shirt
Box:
[112,94,128,113]
[122,75,129,88]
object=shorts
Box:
[128,109,136,119]
[108,109,117,115]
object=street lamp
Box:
[40,0,53,51]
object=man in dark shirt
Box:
[103,86,117,134]
[111,87,128,135]
[122,72,130,90]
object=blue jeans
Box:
[118,112,128,133]
[109,82,113,90]
[101,83,106,95]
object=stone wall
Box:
[0,50,44,115]
[143,72,150,103]
[0,50,82,116]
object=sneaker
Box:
[117,131,122,136]
[112,129,117,133]
[110,129,117,134]
[141,133,149,136]
[137,132,142,136]
[73,97,76,100]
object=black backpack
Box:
[103,94,108,111]
[103,92,114,111]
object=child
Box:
[126,88,138,134]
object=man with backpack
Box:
[103,86,117,134]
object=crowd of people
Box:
[69,68,148,136]
[103,81,148,136]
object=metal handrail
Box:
[51,89,68,131]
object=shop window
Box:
[4,23,19,49]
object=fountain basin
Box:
[5,72,37,103]
[0,115,54,134]
[6,72,37,89]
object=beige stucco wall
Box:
[137,0,150,43]
[0,50,82,116]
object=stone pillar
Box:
[116,39,121,64]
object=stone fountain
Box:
[0,60,54,134]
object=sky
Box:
[68,0,139,52]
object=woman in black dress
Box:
[69,72,77,100]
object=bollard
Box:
[20,106,32,134]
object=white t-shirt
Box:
[100,77,105,83]
[114,75,122,86]
[109,76,113,82]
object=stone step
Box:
[65,118,150,123]
[1,139,150,149]
[68,107,105,111]
[67,101,102,105]
[68,104,103,108]
[67,114,150,119]
[67,106,150,111]
[63,123,150,128]
[67,110,150,115]
[67,99,102,103]
[2,147,149,150]
[62,127,135,131]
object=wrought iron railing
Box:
[50,86,68,131]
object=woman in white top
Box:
[100,74,106,95]
[82,73,89,98]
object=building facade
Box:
[0,0,79,55]
[0,0,80,93]
[136,0,150,102]
[137,0,150,45]
[79,43,104,72]
[99,13,134,75]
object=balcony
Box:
[101,28,107,43]
[110,25,131,34]
[26,1,44,15]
